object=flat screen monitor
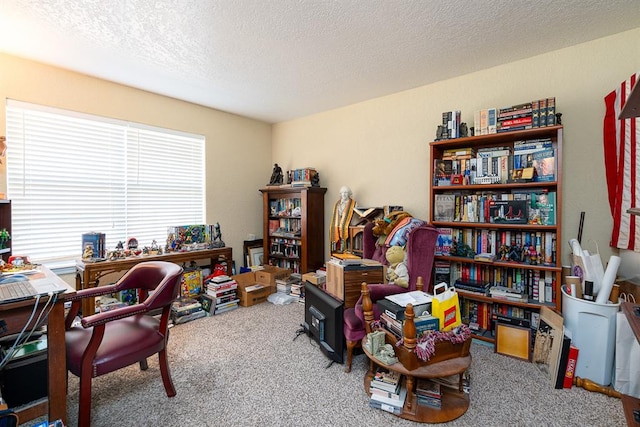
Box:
[303,283,344,364]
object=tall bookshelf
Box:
[429,125,563,347]
[260,186,326,274]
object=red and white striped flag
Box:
[604,72,640,250]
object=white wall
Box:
[273,27,640,267]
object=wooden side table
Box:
[361,300,471,423]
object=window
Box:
[5,99,205,269]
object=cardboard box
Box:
[255,266,292,288]
[302,272,326,285]
[232,268,290,307]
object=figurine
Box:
[269,163,284,185]
[211,222,225,248]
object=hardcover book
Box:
[435,227,453,255]
[434,194,455,222]
[532,148,556,182]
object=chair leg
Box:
[158,348,176,397]
[77,374,93,427]
[139,358,149,371]
[345,340,358,373]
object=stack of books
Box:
[206,275,240,315]
[431,371,471,395]
[275,273,302,294]
[415,378,442,408]
[369,367,406,414]
[171,297,205,324]
[290,282,305,303]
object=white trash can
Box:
[561,285,620,386]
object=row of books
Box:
[473,98,557,136]
[436,227,557,266]
[289,167,319,187]
[268,197,302,217]
[440,260,557,304]
[433,139,556,186]
[434,190,557,226]
[378,312,440,339]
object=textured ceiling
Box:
[1,1,639,123]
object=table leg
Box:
[47,298,67,424]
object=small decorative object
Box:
[210,222,225,248]
[556,113,562,125]
[365,330,386,355]
[459,122,468,138]
[470,126,475,136]
[436,125,446,140]
[127,237,138,250]
[0,228,11,250]
[268,163,283,185]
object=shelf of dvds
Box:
[260,186,326,274]
[429,125,563,348]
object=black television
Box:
[303,283,344,365]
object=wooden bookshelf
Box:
[260,186,326,274]
[429,125,563,349]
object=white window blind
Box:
[5,99,205,269]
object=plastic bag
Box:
[615,310,640,397]
[267,292,297,305]
[431,282,462,331]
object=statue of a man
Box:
[330,186,356,254]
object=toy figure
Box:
[385,245,409,288]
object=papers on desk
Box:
[385,291,432,307]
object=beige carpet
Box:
[23,300,625,426]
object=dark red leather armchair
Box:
[343,220,438,372]
[65,261,183,427]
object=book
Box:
[554,334,572,389]
[435,227,453,256]
[371,367,402,393]
[434,194,455,222]
[434,261,451,286]
[563,345,579,388]
[368,398,402,414]
[532,148,556,182]
[529,191,556,225]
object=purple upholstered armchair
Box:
[343,220,438,372]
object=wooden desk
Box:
[76,247,233,315]
[0,266,74,425]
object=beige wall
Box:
[1,27,639,284]
[0,53,272,281]
[273,27,640,267]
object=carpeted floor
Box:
[23,300,625,427]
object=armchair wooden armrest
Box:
[79,304,148,328]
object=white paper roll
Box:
[595,255,621,304]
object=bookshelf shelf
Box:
[260,186,326,274]
[429,125,563,349]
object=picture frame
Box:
[243,238,263,268]
[249,246,264,267]
[495,323,531,361]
